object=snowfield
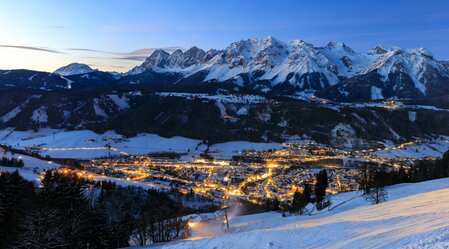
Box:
[372,139,449,159]
[148,178,449,249]
[0,129,281,160]
[0,148,59,181]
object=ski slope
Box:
[151,178,449,249]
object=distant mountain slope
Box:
[3,89,449,145]
[54,63,94,76]
[323,47,449,101]
[0,68,117,90]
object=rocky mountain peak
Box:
[412,47,433,58]
[326,41,355,53]
[143,49,170,67]
[370,45,389,55]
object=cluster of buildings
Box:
[79,140,406,204]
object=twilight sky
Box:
[1,0,448,72]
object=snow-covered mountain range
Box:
[125,36,449,101]
[1,36,449,101]
[129,37,369,87]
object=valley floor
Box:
[149,178,449,249]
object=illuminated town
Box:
[72,138,444,205]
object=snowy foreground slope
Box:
[150,178,449,249]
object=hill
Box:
[149,178,449,249]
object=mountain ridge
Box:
[120,36,449,101]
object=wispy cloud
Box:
[106,65,129,69]
[67,47,182,56]
[0,45,64,54]
[127,47,181,55]
[48,25,67,30]
[113,56,149,61]
[68,47,182,62]
[67,48,114,54]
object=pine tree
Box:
[314,170,328,210]
[291,189,308,215]
[0,171,36,248]
[303,183,312,203]
[29,170,92,248]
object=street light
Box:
[188,222,195,228]
[221,206,230,231]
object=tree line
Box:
[358,150,449,202]
[0,170,211,249]
[0,156,24,168]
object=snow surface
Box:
[0,95,42,123]
[149,178,449,249]
[60,76,74,89]
[93,98,108,118]
[107,94,130,110]
[408,111,417,123]
[371,86,384,100]
[31,107,48,123]
[28,73,38,81]
[372,139,449,159]
[236,106,249,116]
[0,148,59,182]
[54,63,94,76]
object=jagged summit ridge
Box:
[126,36,449,100]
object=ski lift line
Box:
[42,147,109,150]
[42,146,200,153]
[114,146,198,151]
[41,146,130,156]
